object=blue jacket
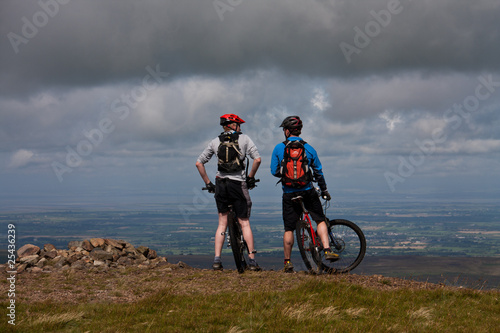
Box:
[270,137,327,193]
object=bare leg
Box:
[316,221,330,249]
[283,230,294,260]
[215,212,228,257]
[238,217,256,260]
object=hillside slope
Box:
[2,261,453,304]
[2,261,499,332]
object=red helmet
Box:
[220,114,245,126]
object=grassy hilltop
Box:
[1,262,499,332]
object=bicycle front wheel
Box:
[321,219,366,274]
[227,215,248,273]
[296,219,322,274]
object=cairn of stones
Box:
[12,238,169,273]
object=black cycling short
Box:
[215,177,252,219]
[282,188,326,232]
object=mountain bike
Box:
[295,191,366,274]
[203,178,259,273]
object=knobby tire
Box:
[296,219,322,274]
[321,219,366,274]
[227,213,248,273]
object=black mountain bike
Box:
[203,179,259,273]
[295,192,366,274]
[226,204,252,273]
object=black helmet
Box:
[280,116,303,130]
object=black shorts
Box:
[282,188,326,231]
[215,178,252,219]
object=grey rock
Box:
[90,248,113,261]
[147,249,158,259]
[44,250,57,259]
[90,238,106,248]
[17,244,40,258]
[20,255,39,266]
[43,244,56,252]
[68,241,83,249]
[136,246,149,256]
[81,239,94,251]
[105,238,123,249]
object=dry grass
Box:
[31,312,85,326]
[1,263,498,332]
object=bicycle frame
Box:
[294,197,320,249]
[294,196,324,273]
[295,191,366,274]
[225,208,249,273]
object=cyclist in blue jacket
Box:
[271,116,338,273]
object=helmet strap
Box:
[223,122,240,132]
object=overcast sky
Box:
[1,0,500,210]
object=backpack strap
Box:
[219,131,240,141]
[283,139,307,145]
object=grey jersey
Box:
[197,131,260,182]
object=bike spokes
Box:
[321,219,366,274]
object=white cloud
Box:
[9,149,34,168]
[379,110,402,132]
[311,88,330,112]
[443,139,500,154]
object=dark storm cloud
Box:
[1,0,500,196]
[2,0,500,97]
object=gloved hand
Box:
[246,176,257,189]
[205,181,216,193]
[321,190,331,201]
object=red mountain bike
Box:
[295,192,366,274]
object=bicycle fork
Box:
[328,228,345,253]
[223,228,255,255]
[221,231,232,248]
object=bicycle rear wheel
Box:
[321,219,366,274]
[227,214,248,273]
[296,219,322,274]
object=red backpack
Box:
[280,140,313,188]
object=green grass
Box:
[2,279,498,332]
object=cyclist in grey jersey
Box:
[196,114,261,271]
[197,132,260,182]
